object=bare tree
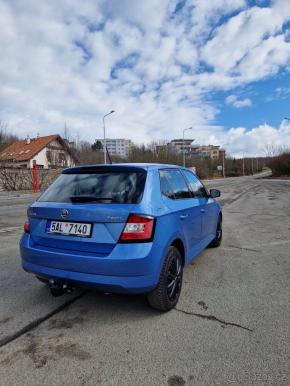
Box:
[63,122,71,141]
[263,143,282,158]
[0,121,18,151]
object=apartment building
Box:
[98,138,133,158]
[168,139,195,155]
[168,140,225,160]
[193,145,225,160]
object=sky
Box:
[1,0,290,157]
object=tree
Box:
[0,121,18,151]
[267,149,290,177]
[62,122,71,141]
[91,140,103,151]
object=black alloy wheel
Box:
[166,252,182,302]
[147,246,183,311]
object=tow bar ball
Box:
[48,279,73,297]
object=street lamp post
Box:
[182,127,192,167]
[102,110,115,164]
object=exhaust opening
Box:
[48,279,74,297]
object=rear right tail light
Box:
[119,214,155,242]
[24,220,30,234]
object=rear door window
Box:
[182,170,207,198]
[159,169,191,199]
[38,171,147,204]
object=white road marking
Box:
[0,226,23,234]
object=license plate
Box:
[46,220,92,237]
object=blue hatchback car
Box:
[20,163,222,311]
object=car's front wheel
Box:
[147,246,183,311]
[208,214,222,248]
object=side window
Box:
[182,170,207,198]
[160,171,174,198]
[159,169,191,199]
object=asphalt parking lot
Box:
[0,175,289,386]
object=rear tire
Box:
[147,246,183,312]
[208,215,222,248]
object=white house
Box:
[0,134,77,169]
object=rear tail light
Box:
[24,220,30,234]
[119,214,155,242]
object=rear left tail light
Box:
[119,214,155,242]
[24,220,30,234]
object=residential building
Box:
[168,139,195,155]
[0,134,77,169]
[98,138,133,158]
[167,140,226,161]
[192,145,225,160]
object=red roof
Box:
[0,135,60,162]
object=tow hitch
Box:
[48,279,73,297]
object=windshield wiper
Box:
[70,195,117,203]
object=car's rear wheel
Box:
[208,215,222,248]
[147,246,183,311]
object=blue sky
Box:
[0,0,290,156]
[213,74,290,129]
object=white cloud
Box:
[275,87,290,99]
[0,0,290,156]
[188,0,247,41]
[201,1,290,85]
[224,121,290,157]
[103,0,170,32]
[236,34,290,82]
[226,95,252,108]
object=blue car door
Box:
[159,169,202,259]
[182,170,216,242]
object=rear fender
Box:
[155,231,187,277]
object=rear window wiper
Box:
[70,195,117,203]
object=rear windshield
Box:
[38,172,147,204]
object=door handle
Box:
[200,209,205,213]
[179,214,188,220]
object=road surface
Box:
[0,175,289,385]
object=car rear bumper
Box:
[20,234,164,293]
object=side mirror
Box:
[210,189,221,198]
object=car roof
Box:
[63,163,182,174]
